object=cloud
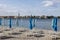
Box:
[51,0,60,2]
[42,0,60,4]
[41,0,60,7]
[0,0,60,16]
[42,1,54,7]
[0,3,19,16]
[0,4,15,10]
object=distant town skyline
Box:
[0,0,60,16]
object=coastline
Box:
[0,27,60,40]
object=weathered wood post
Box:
[0,18,2,25]
[9,17,12,28]
[52,17,57,31]
[30,15,33,30]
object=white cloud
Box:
[0,0,59,16]
[42,1,54,7]
[43,0,60,3]
[0,3,19,16]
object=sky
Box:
[0,0,60,16]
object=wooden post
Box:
[52,17,57,31]
[0,18,2,25]
[9,17,12,28]
[33,16,35,27]
[30,15,33,30]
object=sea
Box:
[1,18,60,31]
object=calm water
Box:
[1,18,60,31]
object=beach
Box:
[0,26,60,40]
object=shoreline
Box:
[0,27,60,40]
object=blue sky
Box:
[0,0,60,16]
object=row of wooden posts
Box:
[0,17,57,31]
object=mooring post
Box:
[52,17,57,32]
[33,16,35,27]
[9,17,12,28]
[30,15,33,30]
[0,18,2,25]
[16,17,19,26]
